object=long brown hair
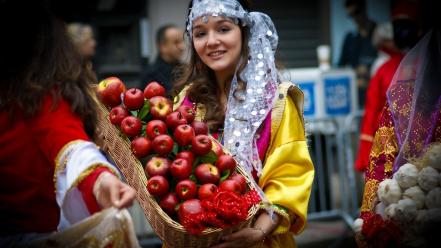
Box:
[0,0,98,137]
[173,0,253,130]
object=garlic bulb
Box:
[384,203,398,219]
[375,202,386,218]
[425,187,441,209]
[403,186,426,209]
[377,179,402,205]
[394,198,417,223]
[394,163,418,189]
[353,218,363,233]
[413,209,429,233]
[418,166,439,191]
[424,143,441,170]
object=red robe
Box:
[0,95,106,235]
[355,54,404,172]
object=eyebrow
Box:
[193,18,234,30]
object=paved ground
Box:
[137,219,358,248]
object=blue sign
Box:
[324,76,351,115]
[297,82,315,116]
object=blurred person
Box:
[172,0,314,247]
[369,22,399,76]
[338,0,377,108]
[67,23,97,61]
[140,24,185,94]
[354,0,421,172]
[0,0,136,246]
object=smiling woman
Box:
[170,0,315,247]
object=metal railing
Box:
[306,110,364,228]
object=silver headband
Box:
[187,0,279,207]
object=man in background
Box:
[140,24,184,94]
[338,0,377,108]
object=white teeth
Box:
[209,51,224,57]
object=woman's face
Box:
[192,16,242,79]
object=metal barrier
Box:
[306,110,364,228]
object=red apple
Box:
[149,96,172,119]
[175,179,197,200]
[144,81,166,99]
[152,134,174,155]
[123,88,145,110]
[194,163,220,184]
[191,121,209,135]
[120,116,142,137]
[170,158,192,180]
[96,77,126,107]
[215,154,237,173]
[198,183,218,200]
[219,179,241,194]
[131,137,152,158]
[191,134,212,156]
[211,141,224,158]
[178,199,202,222]
[145,120,167,139]
[177,105,196,123]
[229,173,247,193]
[160,192,179,216]
[147,175,169,196]
[176,151,195,165]
[166,111,187,130]
[109,106,129,125]
[145,156,171,177]
[174,124,195,147]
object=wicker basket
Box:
[96,101,259,248]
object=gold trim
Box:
[53,140,87,192]
[70,163,119,190]
[173,85,191,111]
[360,179,379,213]
[360,134,374,142]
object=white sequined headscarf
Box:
[187,0,279,207]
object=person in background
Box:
[0,0,136,246]
[140,24,185,95]
[67,23,97,61]
[354,0,421,172]
[369,22,398,77]
[338,0,377,108]
[172,0,314,247]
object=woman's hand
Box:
[210,227,265,248]
[93,172,136,209]
[210,210,282,248]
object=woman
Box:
[172,0,314,247]
[67,22,97,61]
[0,0,136,246]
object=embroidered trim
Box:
[360,134,374,142]
[173,85,190,111]
[53,140,87,192]
[70,163,118,190]
[360,179,379,213]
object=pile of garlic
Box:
[354,143,441,247]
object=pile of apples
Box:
[97,76,249,222]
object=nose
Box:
[206,30,219,47]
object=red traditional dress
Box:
[355,53,404,172]
[0,94,117,238]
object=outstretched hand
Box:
[93,172,136,209]
[210,227,265,248]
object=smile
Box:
[207,50,226,58]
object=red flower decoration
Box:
[361,213,401,248]
[180,189,261,235]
